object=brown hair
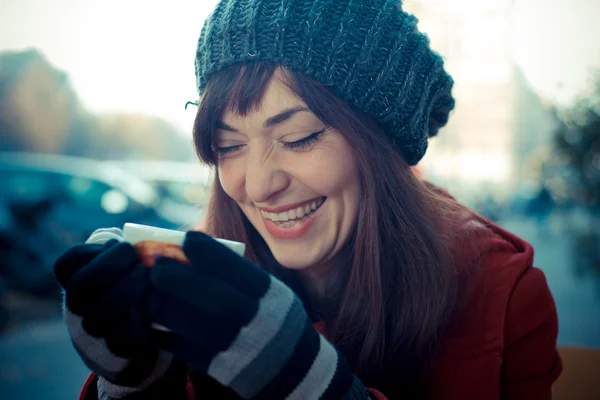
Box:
[193,63,460,397]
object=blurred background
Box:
[0,0,599,398]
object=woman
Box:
[54,0,562,399]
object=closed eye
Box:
[216,129,327,156]
[282,129,326,150]
[215,144,244,156]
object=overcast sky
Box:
[1,0,599,133]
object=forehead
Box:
[221,69,306,124]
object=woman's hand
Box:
[54,228,175,399]
[148,231,372,399]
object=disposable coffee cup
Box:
[122,222,246,256]
[122,222,246,331]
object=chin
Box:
[271,252,314,271]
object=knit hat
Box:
[194,0,455,165]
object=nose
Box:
[244,146,290,203]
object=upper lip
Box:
[258,197,324,214]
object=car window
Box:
[155,181,210,207]
[65,175,124,213]
[0,169,146,215]
[1,170,60,201]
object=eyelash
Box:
[283,129,325,150]
[216,129,326,156]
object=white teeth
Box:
[261,210,281,222]
[260,198,325,223]
[280,220,298,228]
[278,212,289,221]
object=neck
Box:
[299,268,331,302]
[297,254,348,320]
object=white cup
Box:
[121,222,246,331]
[122,222,246,256]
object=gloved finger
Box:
[182,231,270,298]
[110,346,161,388]
[75,264,152,334]
[66,241,141,308]
[150,256,259,326]
[85,227,124,245]
[160,333,216,375]
[148,288,242,354]
[102,305,156,359]
[54,240,118,288]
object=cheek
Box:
[296,146,359,195]
[217,160,246,201]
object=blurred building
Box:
[0,49,80,153]
[0,48,196,162]
[405,0,555,203]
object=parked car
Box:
[0,152,199,314]
[109,159,212,226]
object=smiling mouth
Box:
[260,197,325,227]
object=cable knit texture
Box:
[194,0,455,165]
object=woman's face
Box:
[216,70,361,270]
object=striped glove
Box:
[54,228,176,399]
[149,231,372,399]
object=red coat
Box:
[79,210,562,399]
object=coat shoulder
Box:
[432,203,561,399]
[442,204,541,352]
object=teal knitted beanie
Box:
[195,0,455,165]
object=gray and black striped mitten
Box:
[54,228,175,399]
[149,231,372,399]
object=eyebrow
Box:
[264,106,310,128]
[216,120,238,132]
[216,106,310,132]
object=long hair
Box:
[193,63,460,398]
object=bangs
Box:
[193,62,279,165]
[192,61,381,167]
